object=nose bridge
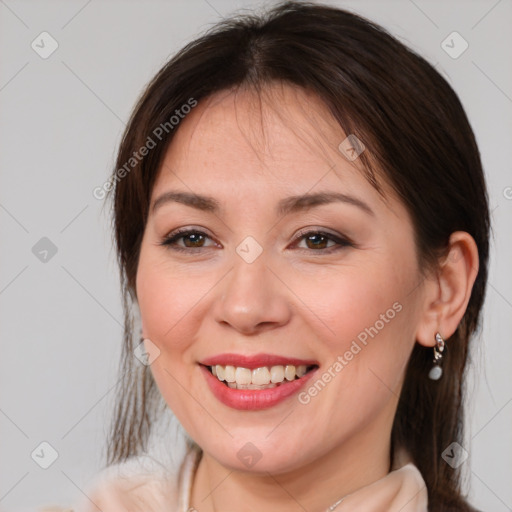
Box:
[214,239,291,333]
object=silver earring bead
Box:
[428,332,445,380]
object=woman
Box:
[58,1,490,511]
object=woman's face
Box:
[136,84,427,473]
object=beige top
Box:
[38,447,428,512]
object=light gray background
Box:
[1,0,511,510]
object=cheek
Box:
[291,269,417,443]
[294,250,419,395]
[136,248,196,353]
[295,262,411,350]
[135,249,202,419]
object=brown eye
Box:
[159,228,353,254]
[180,232,206,248]
[303,233,333,250]
[294,230,353,253]
[160,229,215,251]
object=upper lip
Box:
[200,353,319,369]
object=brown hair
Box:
[103,2,489,510]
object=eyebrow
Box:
[151,190,375,217]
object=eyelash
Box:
[159,227,354,254]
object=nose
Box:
[213,255,292,335]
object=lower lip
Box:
[200,365,318,411]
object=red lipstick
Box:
[200,353,318,369]
[199,353,319,411]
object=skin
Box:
[135,83,479,511]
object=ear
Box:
[415,231,479,347]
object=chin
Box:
[196,430,318,474]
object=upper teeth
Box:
[211,364,308,386]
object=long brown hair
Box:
[103,2,489,510]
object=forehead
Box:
[188,84,343,154]
[158,85,361,183]
[153,83,399,219]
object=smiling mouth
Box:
[204,364,319,390]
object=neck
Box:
[190,410,394,512]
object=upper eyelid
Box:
[164,226,343,240]
[162,227,351,248]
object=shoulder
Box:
[36,455,180,512]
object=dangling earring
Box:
[428,332,445,380]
